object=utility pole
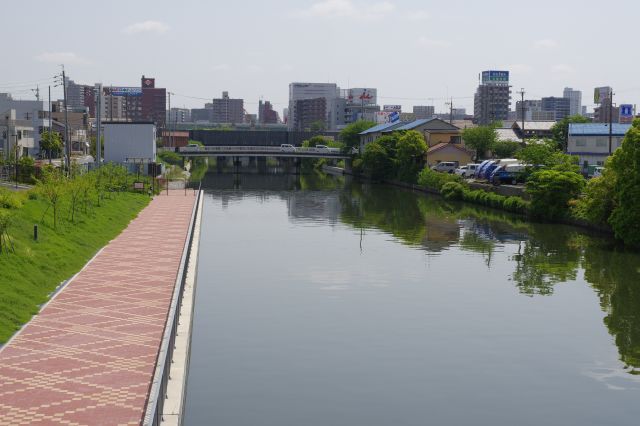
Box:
[48,85,52,163]
[445,98,453,123]
[517,88,526,144]
[608,89,614,155]
[32,85,40,101]
[95,83,102,167]
[55,65,71,172]
[167,91,172,148]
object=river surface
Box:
[185,172,640,426]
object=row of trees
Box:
[460,115,591,161]
[35,163,132,230]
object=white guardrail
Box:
[178,146,344,155]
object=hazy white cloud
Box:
[534,39,558,49]
[280,64,294,72]
[417,36,450,48]
[34,52,90,65]
[294,0,395,20]
[122,20,169,35]
[552,64,575,73]
[407,10,430,21]
[212,63,231,71]
[246,64,264,73]
[504,63,533,74]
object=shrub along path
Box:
[0,191,197,425]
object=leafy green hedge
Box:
[419,169,529,214]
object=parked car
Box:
[431,161,458,173]
[476,160,496,180]
[455,163,480,178]
[280,144,296,152]
[314,144,330,152]
[490,164,526,185]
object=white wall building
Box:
[288,83,340,130]
[1,109,36,160]
[567,123,631,167]
[0,93,50,156]
[103,122,156,169]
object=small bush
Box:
[158,150,182,166]
[0,188,23,209]
[526,169,585,219]
[441,182,465,200]
[460,188,529,214]
[417,167,462,191]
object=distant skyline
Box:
[1,0,639,115]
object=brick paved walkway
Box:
[0,191,197,425]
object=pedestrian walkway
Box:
[0,191,198,425]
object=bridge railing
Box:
[178,146,344,155]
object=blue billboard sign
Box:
[482,70,509,84]
[389,111,400,123]
[620,104,634,118]
[108,87,142,97]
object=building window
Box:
[575,139,586,147]
[596,138,607,148]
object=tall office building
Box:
[288,83,340,130]
[563,87,582,116]
[473,70,511,125]
[541,97,571,121]
[211,91,244,124]
[293,98,327,131]
[413,105,435,119]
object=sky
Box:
[1,0,639,116]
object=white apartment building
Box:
[563,87,582,117]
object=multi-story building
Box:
[211,91,244,124]
[288,83,340,130]
[293,98,327,131]
[594,103,620,124]
[563,87,582,116]
[102,94,127,121]
[413,105,435,119]
[168,108,191,124]
[0,109,36,160]
[568,122,631,167]
[141,76,166,127]
[258,100,279,124]
[0,93,50,156]
[541,97,570,121]
[474,70,511,125]
[191,107,212,122]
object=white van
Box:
[280,144,296,152]
[431,161,458,173]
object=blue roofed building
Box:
[567,123,632,168]
[358,121,406,152]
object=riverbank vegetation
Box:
[0,164,150,343]
[350,118,640,247]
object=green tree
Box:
[526,169,585,219]
[516,139,580,172]
[339,120,375,151]
[461,125,497,161]
[550,115,591,151]
[40,131,63,162]
[309,120,326,132]
[305,135,330,147]
[362,141,395,180]
[492,140,521,158]
[607,118,640,246]
[36,166,67,229]
[396,130,427,183]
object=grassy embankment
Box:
[0,190,149,343]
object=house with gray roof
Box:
[568,123,631,168]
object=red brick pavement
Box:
[0,191,197,425]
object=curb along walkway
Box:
[0,191,198,425]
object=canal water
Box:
[185,172,640,426]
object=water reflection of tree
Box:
[338,181,640,371]
[510,228,582,296]
[583,245,640,371]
